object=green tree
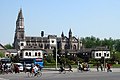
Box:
[115,39,120,52]
[46,54,55,63]
[111,51,120,63]
[0,51,5,58]
[4,44,13,49]
[81,36,99,48]
[81,36,115,49]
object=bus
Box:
[34,58,44,68]
[20,58,44,67]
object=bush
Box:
[0,51,5,58]
[88,58,98,64]
[69,60,75,65]
[46,54,55,63]
[44,60,48,65]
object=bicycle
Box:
[36,70,42,77]
[27,70,42,77]
[27,71,34,77]
[59,67,66,74]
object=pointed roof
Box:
[61,31,64,37]
[69,28,72,34]
[18,8,24,19]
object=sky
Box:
[0,0,120,45]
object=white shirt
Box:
[33,66,38,71]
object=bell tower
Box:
[68,29,72,49]
[13,8,25,50]
[16,8,24,40]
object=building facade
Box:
[13,9,82,59]
[13,9,111,60]
[91,47,110,59]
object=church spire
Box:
[14,8,25,50]
[16,8,24,29]
[18,8,24,19]
[69,28,72,38]
[61,31,64,38]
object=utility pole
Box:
[55,37,58,70]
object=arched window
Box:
[64,44,68,49]
[25,52,28,56]
[29,52,31,56]
[21,34,24,39]
[41,44,43,48]
[35,52,37,56]
[6,54,9,57]
[45,44,48,49]
[73,44,76,50]
[47,44,50,49]
[38,52,41,56]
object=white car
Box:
[2,63,11,70]
[25,64,32,71]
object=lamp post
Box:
[101,50,104,71]
[103,56,105,71]
[55,37,58,70]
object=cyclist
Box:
[33,64,39,76]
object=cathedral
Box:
[13,9,82,59]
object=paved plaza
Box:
[0,68,120,80]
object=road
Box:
[0,68,120,80]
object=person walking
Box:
[68,64,73,72]
[14,64,19,73]
[100,63,103,71]
[96,62,99,72]
[78,63,83,72]
[107,63,112,72]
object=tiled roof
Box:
[7,49,18,53]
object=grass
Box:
[111,64,120,68]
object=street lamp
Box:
[55,37,58,70]
[103,56,105,71]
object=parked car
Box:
[25,64,32,72]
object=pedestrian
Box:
[14,64,19,73]
[78,63,83,72]
[96,62,99,72]
[100,63,103,71]
[86,63,90,71]
[0,63,3,73]
[107,63,112,72]
[59,65,64,72]
[68,64,73,72]
[29,64,33,73]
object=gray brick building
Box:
[13,9,82,58]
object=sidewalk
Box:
[42,68,120,72]
[90,68,120,72]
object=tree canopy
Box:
[80,36,118,51]
[0,51,5,58]
[4,44,13,49]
